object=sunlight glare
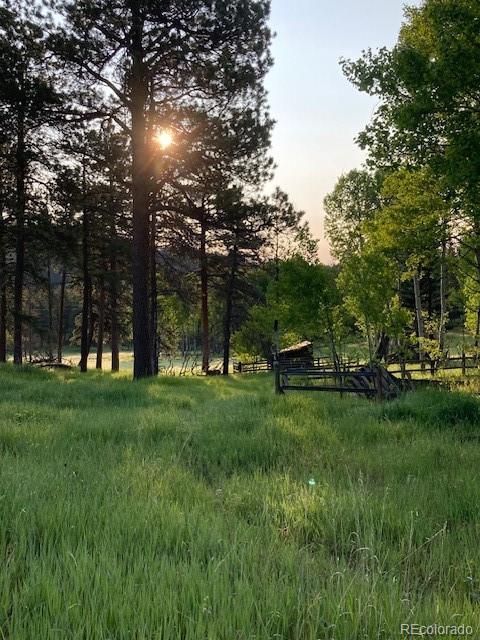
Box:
[156,130,174,149]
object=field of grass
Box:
[1,365,480,638]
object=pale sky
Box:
[266,0,418,262]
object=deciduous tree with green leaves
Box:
[342,0,480,345]
[368,168,449,353]
[324,169,383,262]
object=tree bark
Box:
[438,237,447,352]
[475,307,480,352]
[413,274,424,361]
[0,209,6,362]
[27,292,32,362]
[200,211,209,373]
[328,329,340,370]
[326,310,340,371]
[222,243,238,375]
[110,247,120,372]
[107,169,120,373]
[57,268,66,363]
[129,0,152,379]
[149,209,158,374]
[427,270,433,320]
[364,314,374,364]
[47,258,54,359]
[86,295,95,358]
[13,98,26,365]
[374,331,390,362]
[273,228,280,356]
[96,275,105,369]
[474,248,480,353]
[79,162,91,372]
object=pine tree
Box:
[0,6,62,364]
[53,0,273,378]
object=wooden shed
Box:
[277,341,314,367]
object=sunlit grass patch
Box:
[0,365,479,638]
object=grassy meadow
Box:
[1,365,480,638]
[59,349,225,374]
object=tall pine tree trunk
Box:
[222,244,238,376]
[79,163,91,372]
[110,246,120,372]
[0,285,5,363]
[0,209,6,363]
[96,275,105,369]
[57,268,66,363]
[27,292,32,362]
[13,101,26,365]
[130,1,151,379]
[108,172,120,373]
[200,212,209,373]
[47,258,54,359]
[87,297,95,355]
[149,210,158,374]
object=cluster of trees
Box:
[4,0,476,375]
[236,0,480,366]
[0,0,314,378]
[320,0,480,363]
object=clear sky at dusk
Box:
[265,0,419,262]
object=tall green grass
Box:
[0,364,479,638]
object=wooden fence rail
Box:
[234,356,359,374]
[237,353,480,397]
[274,355,480,399]
[275,365,399,399]
[389,354,479,377]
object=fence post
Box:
[462,351,466,376]
[274,358,284,395]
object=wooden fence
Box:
[275,364,405,399]
[233,359,272,373]
[233,356,359,374]
[234,352,480,398]
[273,354,480,399]
[388,353,479,377]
